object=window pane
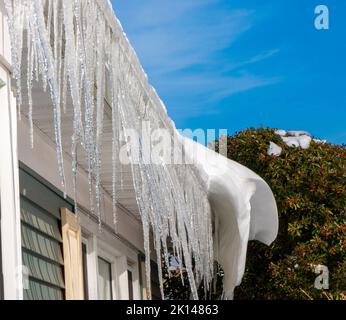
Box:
[98,257,112,300]
[82,243,89,300]
[128,270,133,300]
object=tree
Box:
[222,127,345,300]
[163,127,345,300]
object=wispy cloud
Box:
[113,0,281,120]
[222,49,280,73]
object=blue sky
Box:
[112,0,346,144]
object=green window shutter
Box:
[21,198,65,300]
[19,167,72,300]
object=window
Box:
[98,257,112,300]
[127,270,133,300]
[151,262,161,300]
[138,254,161,300]
[82,243,89,300]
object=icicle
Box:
[32,36,39,83]
[71,132,78,214]
[53,0,62,115]
[61,54,67,114]
[62,0,84,142]
[80,0,97,215]
[46,0,53,44]
[110,43,120,228]
[6,0,215,300]
[142,219,152,299]
[30,0,66,195]
[26,20,34,149]
[4,0,23,114]
[94,15,106,229]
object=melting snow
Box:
[270,129,315,154]
[274,129,287,136]
[286,130,311,137]
[267,141,282,156]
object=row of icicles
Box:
[5,0,214,299]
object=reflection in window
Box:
[82,243,89,300]
[128,270,133,300]
[98,257,112,300]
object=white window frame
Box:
[81,226,141,300]
[127,261,135,300]
[81,237,91,300]
[97,245,119,300]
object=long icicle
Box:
[31,0,67,196]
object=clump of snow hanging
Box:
[268,129,326,156]
[286,130,311,137]
[267,141,282,156]
[313,138,327,144]
[274,129,287,136]
[282,135,312,149]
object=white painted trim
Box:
[115,255,129,300]
[0,67,23,300]
[97,246,119,300]
[0,2,23,299]
[81,218,143,300]
[81,236,89,297]
[128,260,141,300]
[0,0,12,66]
[84,235,99,300]
[95,237,141,300]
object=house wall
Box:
[18,117,145,255]
[17,105,144,302]
[0,0,145,300]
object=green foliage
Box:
[162,257,224,300]
[163,127,345,300]
[163,269,191,300]
[223,128,346,300]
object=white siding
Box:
[18,118,144,253]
